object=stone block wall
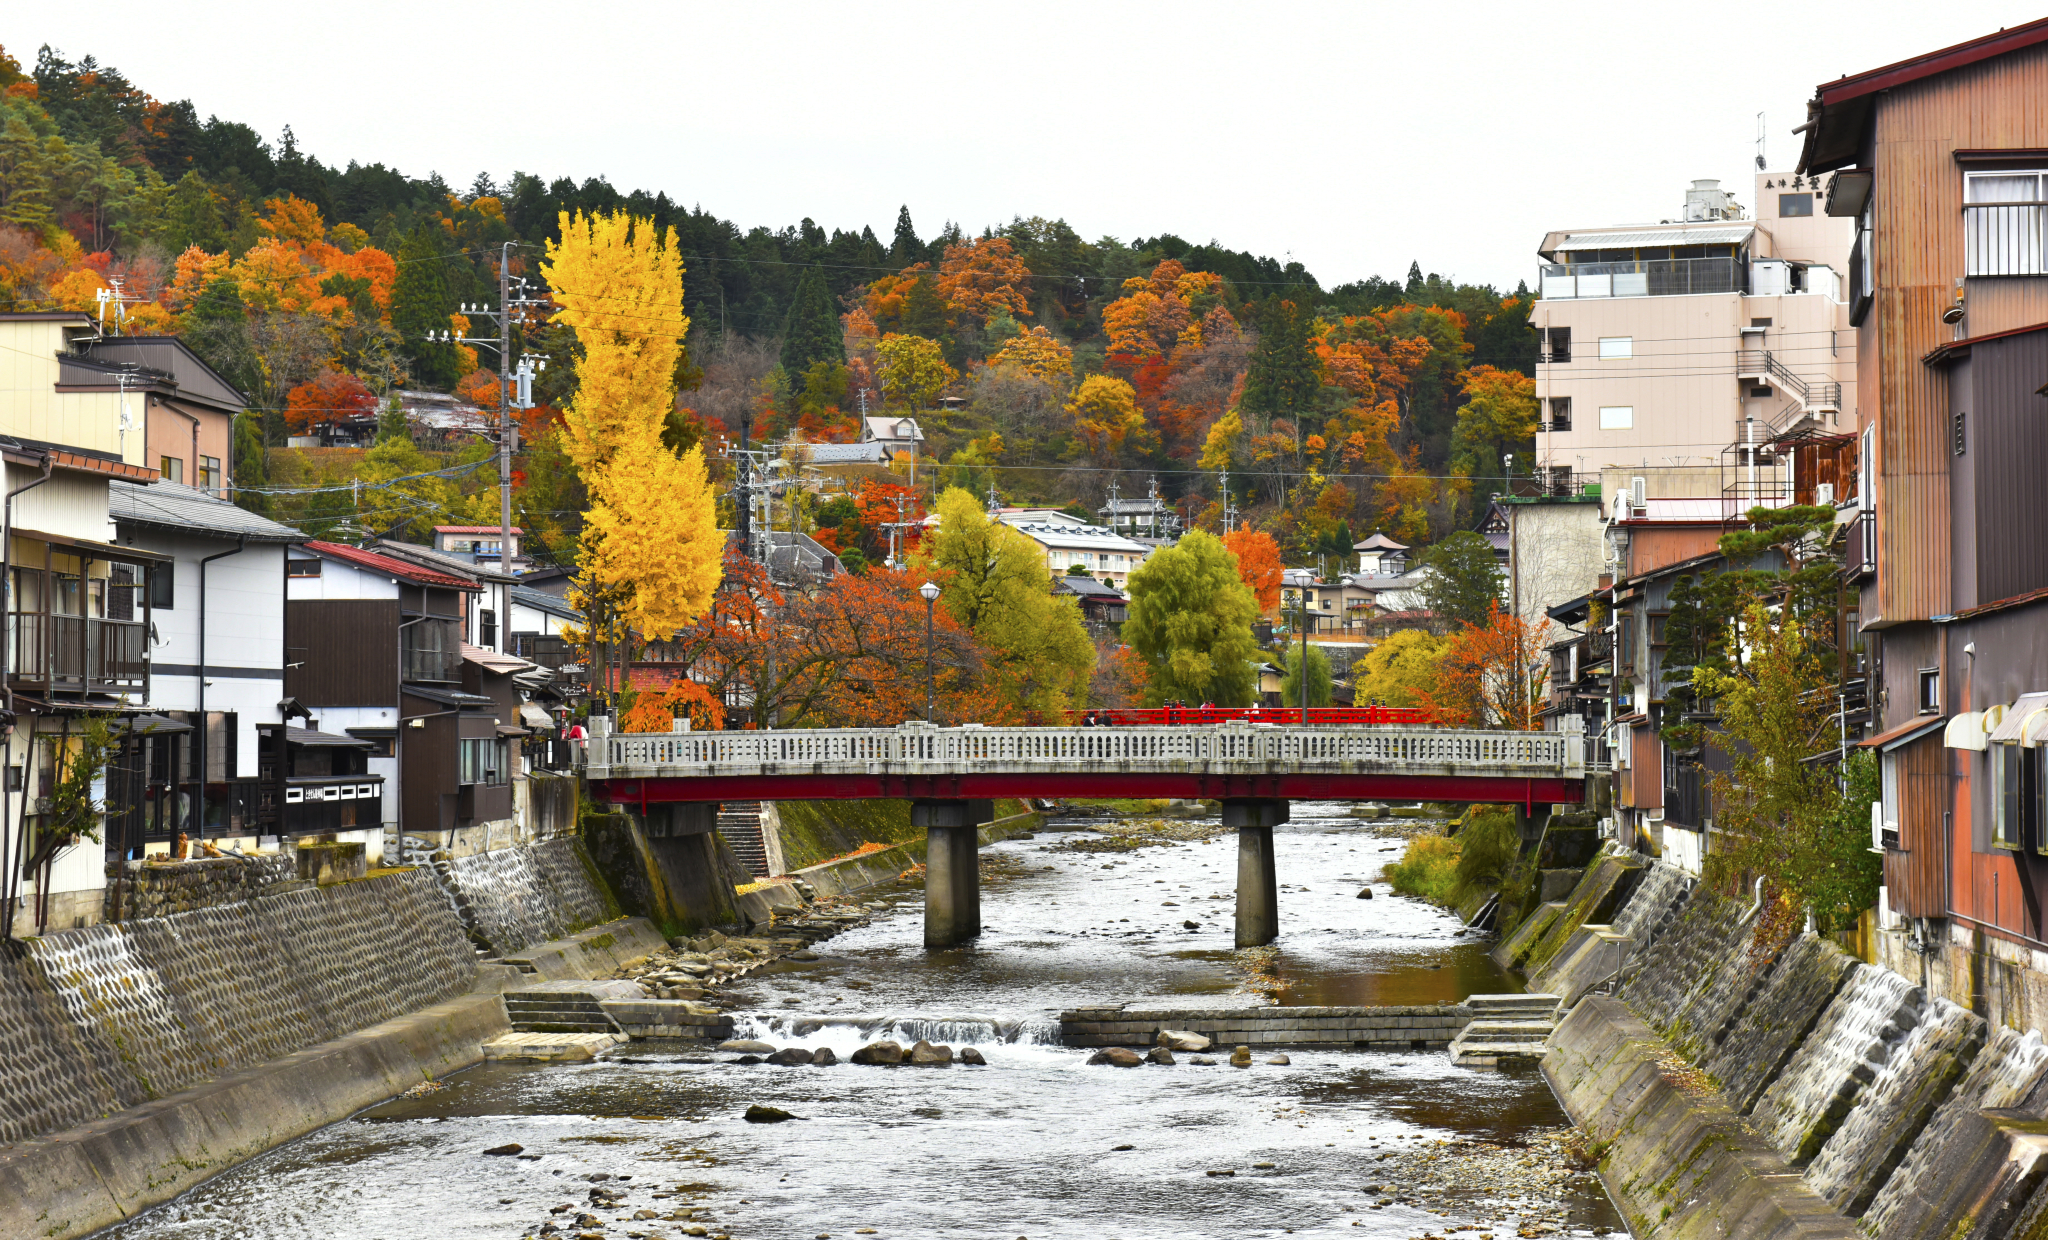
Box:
[0,868,475,1148]
[434,836,617,957]
[103,854,299,922]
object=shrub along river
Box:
[103,802,1626,1239]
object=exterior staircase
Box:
[505,985,623,1034]
[717,802,770,878]
[1448,993,1561,1067]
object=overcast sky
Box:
[13,3,2041,292]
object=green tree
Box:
[924,487,1094,719]
[182,277,256,396]
[780,264,845,381]
[1279,642,1332,707]
[1353,628,1444,707]
[900,276,949,340]
[1240,297,1321,423]
[389,221,461,390]
[1419,531,1503,629]
[231,412,267,516]
[1122,530,1261,706]
[889,204,923,267]
[374,394,409,445]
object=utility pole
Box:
[432,240,545,574]
[1219,468,1237,533]
[1104,475,1120,533]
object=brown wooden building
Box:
[1799,19,2048,942]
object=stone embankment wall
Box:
[1536,853,2048,1239]
[0,867,475,1148]
[435,835,619,955]
[102,853,300,921]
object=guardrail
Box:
[588,719,1585,780]
[1069,706,1430,726]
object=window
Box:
[1965,170,2047,276]
[1918,669,1940,714]
[459,737,508,786]
[286,559,322,578]
[1750,386,1774,398]
[1598,337,1633,359]
[1543,327,1570,363]
[1954,410,1967,456]
[1546,397,1571,431]
[158,455,183,484]
[479,608,498,648]
[149,563,174,610]
[199,456,221,494]
[1600,406,1635,430]
[1881,750,1900,839]
[1750,317,1774,328]
[1994,743,2024,849]
[1779,193,1814,217]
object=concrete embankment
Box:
[1061,1003,1470,1049]
[0,835,653,1238]
[1521,845,2048,1239]
[734,803,1045,921]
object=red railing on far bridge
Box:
[1061,705,1431,727]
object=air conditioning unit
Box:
[1815,482,1835,506]
[1612,489,1632,521]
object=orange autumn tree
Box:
[619,678,725,733]
[283,369,374,436]
[934,237,1032,326]
[1417,602,1553,730]
[1221,528,1284,613]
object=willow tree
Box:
[544,210,722,701]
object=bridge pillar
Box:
[1514,804,1555,854]
[1223,799,1288,948]
[914,799,992,949]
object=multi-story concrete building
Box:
[995,510,1154,587]
[1532,174,1859,503]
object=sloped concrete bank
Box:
[1533,852,2048,1239]
[0,837,649,1240]
[737,804,1046,920]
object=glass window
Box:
[1547,397,1572,431]
[285,559,322,578]
[1918,669,1940,714]
[1965,171,2046,276]
[159,455,183,484]
[149,563,174,611]
[1600,406,1634,430]
[460,737,508,786]
[1778,193,1814,217]
[1599,337,1633,359]
[199,456,221,494]
[1994,743,2023,849]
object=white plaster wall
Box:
[285,556,399,601]
[9,472,115,544]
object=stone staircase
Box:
[504,980,631,1034]
[717,802,770,878]
[1448,993,1561,1067]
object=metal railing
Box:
[1964,202,2047,277]
[1737,349,1809,404]
[1842,509,1877,579]
[9,614,147,691]
[589,719,1585,779]
[1540,257,1743,300]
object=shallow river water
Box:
[103,802,1625,1239]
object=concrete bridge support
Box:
[1225,799,1289,948]
[916,799,993,949]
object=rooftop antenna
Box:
[1755,112,1767,170]
[1104,475,1120,529]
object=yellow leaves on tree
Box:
[258,194,327,245]
[876,334,954,409]
[1220,528,1284,612]
[1102,260,1225,363]
[934,237,1032,325]
[1066,374,1149,463]
[544,208,721,637]
[1198,408,1243,471]
[989,325,1072,382]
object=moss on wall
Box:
[772,798,1032,873]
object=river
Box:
[102,802,1625,1239]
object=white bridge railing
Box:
[586,718,1585,781]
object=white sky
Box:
[12,3,2042,292]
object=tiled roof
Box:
[461,641,534,675]
[111,480,303,541]
[510,584,582,620]
[302,541,479,590]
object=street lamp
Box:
[919,580,942,722]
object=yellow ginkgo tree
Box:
[544,210,722,699]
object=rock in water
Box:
[1156,1028,1211,1052]
[767,1047,817,1066]
[958,1047,987,1065]
[850,1040,905,1065]
[1146,1047,1176,1065]
[1266,1054,1291,1065]
[744,1104,797,1123]
[718,1039,777,1054]
[1229,1046,1253,1067]
[482,1143,523,1156]
[1189,1056,1217,1066]
[811,1046,838,1066]
[1111,1143,1136,1151]
[908,1039,954,1065]
[1182,920,1200,929]
[735,1054,762,1064]
[1356,888,1373,899]
[1088,1047,1144,1067]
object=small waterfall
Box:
[1861,1022,2048,1234]
[1701,935,1860,1113]
[1803,997,1985,1216]
[734,1012,1064,1048]
[1750,964,1926,1164]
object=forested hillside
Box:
[0,40,1542,566]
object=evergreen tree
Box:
[1405,261,1424,297]
[1239,297,1320,422]
[779,265,845,380]
[183,277,256,397]
[375,394,410,444]
[231,413,267,516]
[889,205,922,267]
[856,225,887,274]
[1418,531,1505,629]
[390,222,461,390]
[900,276,949,340]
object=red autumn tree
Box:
[1221,528,1284,613]
[282,369,375,436]
[1416,602,1553,730]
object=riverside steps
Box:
[1060,1003,1473,1050]
[1447,993,1562,1066]
[585,716,1587,949]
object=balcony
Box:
[1539,256,1744,300]
[1842,509,1877,580]
[280,775,384,835]
[10,614,147,694]
[1964,202,2046,277]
